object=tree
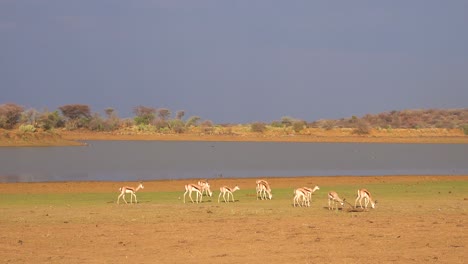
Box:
[281,116,294,127]
[133,105,156,125]
[185,116,201,127]
[0,103,24,129]
[104,108,116,119]
[157,108,171,121]
[176,110,185,120]
[59,104,91,120]
[38,110,64,130]
[168,119,186,133]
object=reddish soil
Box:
[0,175,467,263]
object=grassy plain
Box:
[0,176,467,263]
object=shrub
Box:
[137,124,156,132]
[185,116,201,127]
[251,122,267,133]
[292,121,306,133]
[461,124,468,135]
[38,110,64,130]
[0,103,24,129]
[168,119,186,133]
[270,120,283,128]
[133,105,156,125]
[19,124,36,133]
[353,120,372,135]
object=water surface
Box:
[0,141,467,182]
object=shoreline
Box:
[1,174,466,194]
[1,128,467,146]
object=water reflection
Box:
[1,141,467,182]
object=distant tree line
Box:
[0,103,210,134]
[0,103,467,135]
[309,109,468,133]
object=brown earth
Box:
[1,127,467,146]
[0,175,467,263]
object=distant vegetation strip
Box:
[0,103,466,146]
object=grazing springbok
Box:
[117,182,144,204]
[293,188,310,207]
[197,179,213,197]
[183,184,204,203]
[355,188,377,209]
[328,191,345,211]
[256,179,272,200]
[218,185,240,203]
[293,186,320,207]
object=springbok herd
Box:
[117,180,377,210]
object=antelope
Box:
[256,180,272,200]
[197,179,213,197]
[293,188,310,207]
[183,184,204,203]
[218,185,240,203]
[117,182,144,204]
[328,191,345,210]
[355,188,377,209]
[294,186,320,207]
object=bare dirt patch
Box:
[0,175,467,263]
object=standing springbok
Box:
[183,183,205,203]
[256,180,272,200]
[328,191,345,211]
[355,188,377,209]
[293,186,320,207]
[197,179,213,197]
[218,185,240,203]
[117,182,144,204]
[293,188,310,207]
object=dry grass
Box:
[0,175,467,263]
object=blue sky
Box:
[2,0,467,123]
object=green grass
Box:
[1,180,466,208]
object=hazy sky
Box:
[2,1,467,123]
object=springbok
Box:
[256,180,272,200]
[294,186,320,207]
[218,185,240,203]
[328,191,345,211]
[355,188,377,209]
[197,180,213,197]
[117,182,144,204]
[183,184,204,203]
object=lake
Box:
[0,141,467,182]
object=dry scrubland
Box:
[0,175,467,263]
[1,127,467,146]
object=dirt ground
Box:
[0,175,467,263]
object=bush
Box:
[137,124,156,132]
[292,121,306,133]
[168,119,186,133]
[0,103,24,129]
[461,124,468,135]
[353,120,372,135]
[133,105,156,125]
[251,122,267,133]
[270,120,283,128]
[38,111,64,130]
[19,124,36,133]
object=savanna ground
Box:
[0,175,467,264]
[1,127,468,146]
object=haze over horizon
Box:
[2,1,467,123]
